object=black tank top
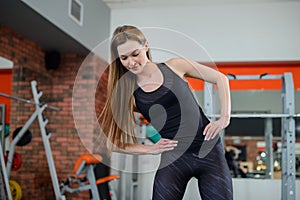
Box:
[134,63,210,153]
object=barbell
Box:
[0,92,60,111]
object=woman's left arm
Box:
[166,58,231,140]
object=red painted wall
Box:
[0,69,12,123]
[188,61,300,90]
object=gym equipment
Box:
[139,114,162,143]
[116,114,162,200]
[0,104,12,200]
[204,72,298,200]
[0,104,6,152]
[4,84,60,178]
[0,92,60,111]
[0,80,119,200]
[60,154,120,200]
[5,124,10,137]
[12,127,32,146]
[4,152,22,171]
[9,180,22,200]
[146,125,161,143]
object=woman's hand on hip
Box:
[203,117,230,141]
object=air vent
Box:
[69,0,83,26]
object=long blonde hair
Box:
[100,25,152,149]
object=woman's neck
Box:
[136,62,157,81]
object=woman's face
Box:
[117,40,149,74]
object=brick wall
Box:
[0,24,108,199]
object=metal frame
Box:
[281,73,296,200]
[30,81,66,200]
[204,72,296,200]
[0,143,12,200]
[0,92,60,111]
[0,104,12,200]
[61,161,100,200]
[117,115,142,200]
[1,81,118,200]
[2,81,66,200]
[0,104,5,152]
[264,118,274,179]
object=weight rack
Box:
[1,81,66,200]
[204,72,297,200]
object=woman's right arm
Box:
[116,138,178,155]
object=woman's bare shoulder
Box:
[165,58,193,74]
[165,58,186,67]
[164,58,189,79]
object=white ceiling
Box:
[102,0,294,9]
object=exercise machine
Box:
[0,80,119,200]
[204,72,299,200]
[115,114,161,200]
[60,154,119,200]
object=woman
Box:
[100,25,233,200]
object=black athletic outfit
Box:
[134,63,233,200]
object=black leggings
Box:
[152,140,233,200]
